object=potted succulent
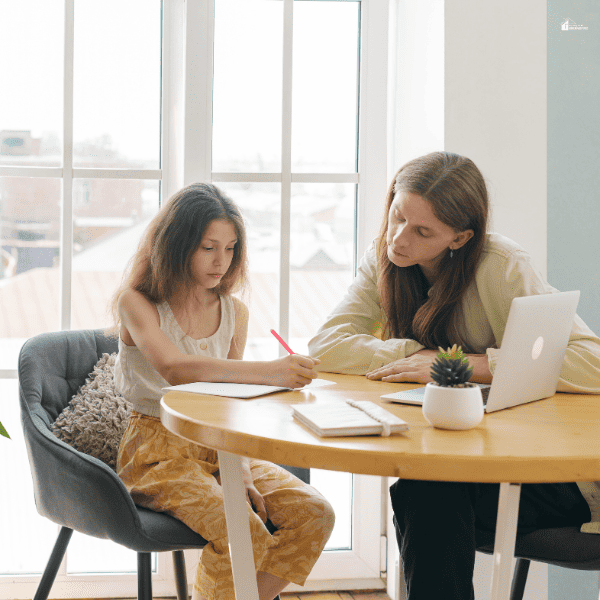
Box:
[422,344,484,430]
[0,420,9,439]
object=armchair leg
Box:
[137,552,153,600]
[510,558,530,600]
[34,527,73,600]
[173,550,189,600]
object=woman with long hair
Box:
[112,183,334,600]
[309,152,600,599]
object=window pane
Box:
[67,533,147,575]
[212,1,283,173]
[0,381,59,575]
[292,2,360,173]
[72,179,160,330]
[73,0,161,169]
[311,469,352,550]
[215,182,282,359]
[0,177,61,357]
[289,182,355,354]
[0,0,63,167]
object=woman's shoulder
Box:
[481,232,529,258]
[477,232,532,272]
[358,238,381,275]
[475,233,550,294]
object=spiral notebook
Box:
[291,400,409,437]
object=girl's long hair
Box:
[377,152,489,349]
[110,182,248,329]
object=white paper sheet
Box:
[163,378,335,399]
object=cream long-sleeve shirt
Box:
[309,232,600,392]
[308,232,600,531]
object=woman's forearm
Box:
[467,354,493,384]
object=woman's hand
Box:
[242,458,267,522]
[367,350,493,384]
[366,349,439,383]
[270,354,320,388]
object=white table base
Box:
[219,451,523,600]
[490,482,522,600]
[218,450,260,600]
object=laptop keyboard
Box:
[475,383,491,405]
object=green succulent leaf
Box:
[436,344,469,365]
[0,420,10,439]
[430,350,474,387]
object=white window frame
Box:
[0,0,393,596]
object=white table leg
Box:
[490,482,521,600]
[218,450,260,600]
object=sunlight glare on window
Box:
[289,182,355,355]
[213,0,283,173]
[0,0,63,167]
[73,0,161,169]
[292,1,360,173]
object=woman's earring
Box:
[450,249,454,258]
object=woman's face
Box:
[190,219,238,289]
[386,191,473,282]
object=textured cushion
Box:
[51,353,131,470]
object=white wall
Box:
[390,0,444,172]
[392,0,548,276]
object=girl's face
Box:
[386,191,473,282]
[190,219,238,289]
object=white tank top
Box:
[114,294,235,417]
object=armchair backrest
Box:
[17,329,146,546]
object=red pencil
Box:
[270,329,295,355]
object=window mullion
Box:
[183,0,213,185]
[356,0,388,264]
[60,0,75,331]
[278,0,293,354]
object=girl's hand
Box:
[241,458,267,522]
[271,354,320,388]
[366,349,438,383]
[246,484,267,523]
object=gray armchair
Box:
[18,329,208,600]
[476,526,600,599]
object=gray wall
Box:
[548,2,600,335]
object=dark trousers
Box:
[390,479,591,600]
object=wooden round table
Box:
[161,373,600,600]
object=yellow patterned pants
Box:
[117,412,335,600]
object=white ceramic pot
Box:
[422,382,484,430]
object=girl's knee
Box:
[307,492,335,540]
[321,495,335,537]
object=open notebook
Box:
[163,378,334,399]
[291,400,409,437]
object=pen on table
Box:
[270,329,295,355]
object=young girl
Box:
[309,152,600,600]
[112,183,334,600]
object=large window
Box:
[0,1,391,597]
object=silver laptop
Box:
[381,291,580,413]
